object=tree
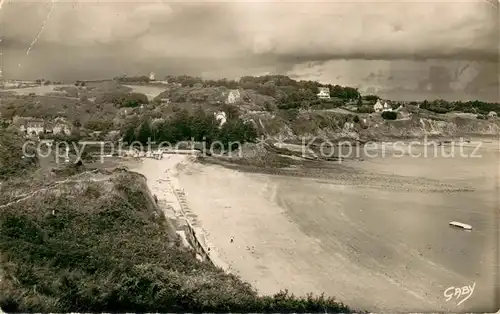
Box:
[123,126,137,143]
[363,95,379,101]
[221,104,240,120]
[137,121,152,144]
[381,111,397,120]
[97,92,148,107]
[85,120,113,132]
[342,87,360,100]
[169,109,193,141]
[0,131,38,180]
[190,107,218,142]
[357,105,374,113]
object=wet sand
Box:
[177,140,498,312]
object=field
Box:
[176,139,499,312]
[123,84,166,101]
[2,85,60,95]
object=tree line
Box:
[95,92,149,108]
[114,75,151,84]
[109,74,364,112]
[419,99,500,115]
[122,107,258,149]
[154,75,360,101]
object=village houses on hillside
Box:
[15,116,72,136]
[374,100,393,113]
[20,119,45,135]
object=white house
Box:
[149,72,156,81]
[374,100,383,112]
[25,120,45,135]
[343,122,355,131]
[52,122,71,136]
[317,87,330,99]
[214,111,227,127]
[383,102,392,112]
[225,89,241,104]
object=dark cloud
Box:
[3,1,497,59]
[1,1,498,101]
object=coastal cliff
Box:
[244,110,500,142]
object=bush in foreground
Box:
[0,171,351,313]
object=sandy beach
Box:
[128,155,189,220]
[125,140,498,312]
[175,141,498,312]
[127,154,230,271]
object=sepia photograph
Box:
[0,0,498,312]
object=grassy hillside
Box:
[0,130,38,181]
[0,162,351,312]
[3,76,498,141]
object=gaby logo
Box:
[444,282,476,306]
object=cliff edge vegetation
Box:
[0,136,351,312]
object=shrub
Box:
[279,109,299,121]
[381,111,397,120]
[0,131,39,180]
[363,95,379,101]
[0,172,352,313]
[122,108,258,147]
[85,120,113,132]
[357,105,375,113]
[96,92,148,108]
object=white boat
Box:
[449,221,472,230]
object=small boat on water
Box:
[449,221,472,230]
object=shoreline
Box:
[174,148,496,312]
[124,145,496,312]
[127,155,231,273]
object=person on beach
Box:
[230,236,234,243]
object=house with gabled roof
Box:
[317,87,330,99]
[225,89,241,104]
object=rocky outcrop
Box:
[245,111,500,142]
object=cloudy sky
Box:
[1,0,498,101]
